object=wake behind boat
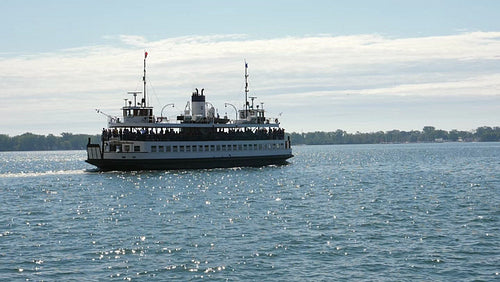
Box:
[86,53,293,170]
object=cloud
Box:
[0,32,499,135]
[119,35,148,47]
[351,73,500,96]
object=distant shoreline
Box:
[288,126,499,145]
[1,126,498,151]
[2,141,499,154]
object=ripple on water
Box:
[0,144,499,280]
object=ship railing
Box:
[101,128,286,142]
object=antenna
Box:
[143,51,148,107]
[244,60,249,116]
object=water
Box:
[0,143,498,281]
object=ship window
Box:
[159,146,164,152]
[254,144,258,150]
[173,146,178,152]
[259,144,263,150]
[186,146,191,152]
[134,146,140,152]
[166,146,171,152]
[238,145,242,150]
[216,145,221,151]
[204,145,209,152]
[192,146,197,152]
[233,145,237,151]
[210,145,215,151]
[124,145,130,152]
[198,145,203,152]
[180,146,185,152]
[222,145,226,151]
[151,146,157,152]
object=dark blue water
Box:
[0,143,499,281]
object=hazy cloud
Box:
[1,32,499,135]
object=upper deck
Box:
[108,88,282,130]
[99,54,285,135]
[108,120,281,129]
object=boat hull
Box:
[85,154,293,171]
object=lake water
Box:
[0,143,499,280]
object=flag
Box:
[145,51,148,58]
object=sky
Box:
[1,0,499,136]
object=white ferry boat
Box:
[86,53,293,170]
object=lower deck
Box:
[86,154,292,171]
[86,139,293,170]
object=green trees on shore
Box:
[0,126,498,151]
[0,133,99,151]
[288,126,500,145]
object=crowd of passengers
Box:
[102,127,285,141]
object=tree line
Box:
[288,126,500,145]
[0,126,498,151]
[0,133,99,151]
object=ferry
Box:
[86,53,293,170]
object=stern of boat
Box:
[86,138,102,161]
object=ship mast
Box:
[244,60,249,116]
[143,51,148,107]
